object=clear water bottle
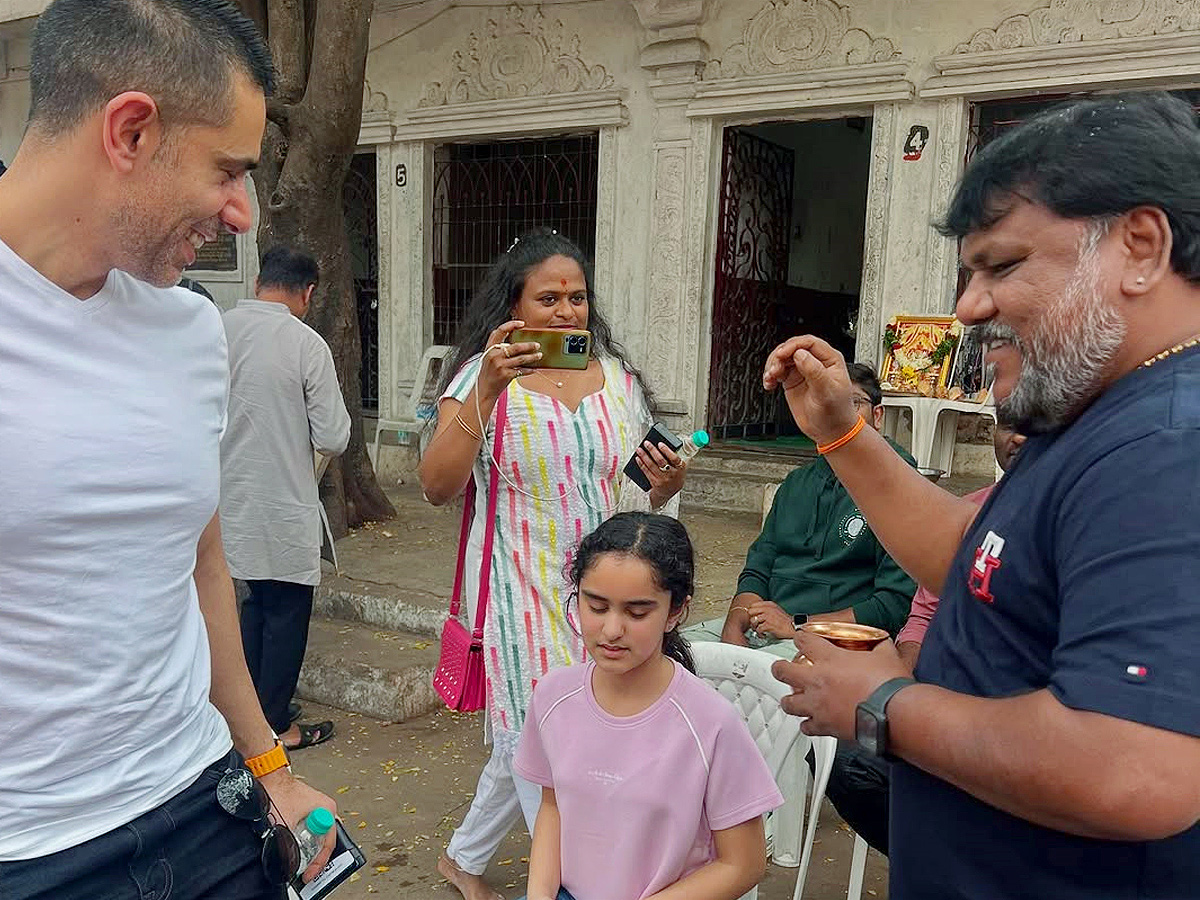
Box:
[678,430,710,462]
[294,807,336,876]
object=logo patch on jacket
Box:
[839,511,866,546]
[969,530,1005,604]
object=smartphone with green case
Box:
[508,328,592,370]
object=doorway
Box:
[344,151,379,412]
[707,117,873,444]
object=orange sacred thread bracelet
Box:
[817,415,866,455]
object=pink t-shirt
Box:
[896,484,995,645]
[514,660,784,900]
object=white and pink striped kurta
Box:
[443,355,667,737]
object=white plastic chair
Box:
[804,729,871,899]
[846,833,869,900]
[370,344,451,468]
[690,642,838,900]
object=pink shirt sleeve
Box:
[896,485,995,646]
[703,707,785,831]
[514,688,553,788]
[897,584,938,645]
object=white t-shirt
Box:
[0,239,233,859]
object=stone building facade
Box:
[2,0,1199,458]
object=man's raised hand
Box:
[762,335,858,446]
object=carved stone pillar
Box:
[924,97,968,315]
[383,138,431,421]
[634,1,712,423]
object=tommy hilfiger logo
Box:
[969,531,1005,604]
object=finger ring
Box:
[660,464,672,472]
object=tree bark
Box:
[240,0,394,535]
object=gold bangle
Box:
[454,412,483,442]
[817,415,866,455]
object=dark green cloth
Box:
[736,439,917,634]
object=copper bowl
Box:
[800,621,889,651]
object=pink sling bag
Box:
[432,389,507,712]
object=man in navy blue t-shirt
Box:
[766,92,1200,899]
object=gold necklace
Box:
[1140,334,1200,368]
[521,368,569,390]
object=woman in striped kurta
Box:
[420,230,687,900]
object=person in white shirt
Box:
[221,245,351,752]
[0,1,336,896]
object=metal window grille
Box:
[431,134,599,345]
[343,152,379,411]
[966,88,1200,162]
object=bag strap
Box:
[447,480,475,620]
[446,386,508,638]
[471,388,507,639]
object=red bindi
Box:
[561,279,567,289]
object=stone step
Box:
[314,578,444,638]
[681,467,777,515]
[297,617,444,723]
[693,445,814,480]
[680,446,812,514]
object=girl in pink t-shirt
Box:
[515,513,783,900]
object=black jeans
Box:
[0,752,282,900]
[824,741,891,856]
[240,579,315,734]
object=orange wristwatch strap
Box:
[244,740,290,778]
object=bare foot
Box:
[438,852,504,900]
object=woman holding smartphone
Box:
[420,229,688,900]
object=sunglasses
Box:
[216,767,300,886]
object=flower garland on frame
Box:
[882,319,961,394]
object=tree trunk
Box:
[240,0,394,536]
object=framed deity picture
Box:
[878,315,961,397]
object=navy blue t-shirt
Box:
[893,347,1200,899]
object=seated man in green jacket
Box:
[721,363,916,646]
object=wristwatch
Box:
[855,677,916,758]
[792,613,809,629]
[244,739,291,778]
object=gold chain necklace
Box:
[1140,334,1200,369]
[520,368,569,390]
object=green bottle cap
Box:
[691,430,710,448]
[306,807,336,835]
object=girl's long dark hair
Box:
[569,512,695,673]
[437,228,657,413]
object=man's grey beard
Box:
[978,225,1126,434]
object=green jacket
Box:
[736,439,916,634]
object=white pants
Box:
[445,728,542,875]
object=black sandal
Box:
[285,720,334,750]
